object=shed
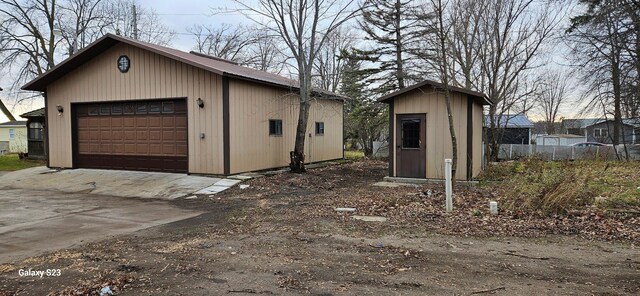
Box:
[484,114,533,144]
[22,34,344,174]
[378,80,492,181]
[20,107,46,158]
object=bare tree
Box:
[568,0,639,152]
[106,0,175,45]
[189,24,255,61]
[230,0,361,172]
[534,70,570,134]
[430,0,458,180]
[0,0,59,89]
[313,28,353,93]
[478,0,560,161]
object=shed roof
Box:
[0,120,27,127]
[21,34,346,101]
[20,107,45,118]
[376,79,492,106]
[484,114,534,128]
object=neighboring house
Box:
[20,107,46,159]
[378,79,492,181]
[22,34,344,174]
[561,118,600,136]
[535,134,585,146]
[484,114,534,144]
[0,121,27,153]
[584,119,639,144]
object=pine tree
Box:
[355,0,422,94]
[340,51,388,156]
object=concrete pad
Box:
[0,167,221,200]
[383,176,478,186]
[352,215,387,222]
[214,179,241,187]
[228,175,254,181]
[195,185,229,195]
[0,188,201,264]
[372,181,417,188]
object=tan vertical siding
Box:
[473,102,484,177]
[46,43,224,174]
[228,79,343,174]
[392,86,482,180]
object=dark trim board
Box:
[466,97,473,180]
[223,76,230,175]
[388,100,394,177]
[43,91,50,168]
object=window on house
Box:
[594,128,609,138]
[9,128,15,140]
[401,119,421,149]
[315,122,325,135]
[28,122,43,141]
[269,119,283,136]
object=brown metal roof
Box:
[377,79,493,106]
[20,107,45,118]
[22,34,303,93]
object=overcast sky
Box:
[0,0,579,123]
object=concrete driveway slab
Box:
[0,188,201,264]
[0,167,222,200]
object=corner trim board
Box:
[466,97,473,180]
[223,76,230,175]
[388,99,394,177]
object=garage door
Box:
[73,99,188,173]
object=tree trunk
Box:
[291,99,310,173]
[395,0,405,89]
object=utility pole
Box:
[132,4,138,39]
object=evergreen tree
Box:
[340,51,388,157]
[355,0,422,94]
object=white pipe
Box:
[445,159,453,213]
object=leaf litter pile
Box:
[238,159,639,243]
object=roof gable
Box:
[22,34,300,92]
[377,79,492,106]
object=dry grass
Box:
[479,158,640,215]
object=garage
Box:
[21,34,344,175]
[72,99,188,173]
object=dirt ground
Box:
[1,160,638,295]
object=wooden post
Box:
[509,144,513,160]
[445,159,453,213]
[552,146,556,161]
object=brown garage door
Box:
[73,99,188,173]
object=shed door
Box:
[396,114,426,178]
[73,99,188,173]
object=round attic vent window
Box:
[117,55,130,73]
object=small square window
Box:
[149,102,161,114]
[162,102,175,113]
[111,104,123,114]
[269,119,283,136]
[315,122,325,135]
[100,104,110,115]
[88,105,99,115]
[123,103,136,114]
[136,103,148,114]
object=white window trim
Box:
[9,128,15,140]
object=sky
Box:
[0,0,246,123]
[0,0,583,123]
